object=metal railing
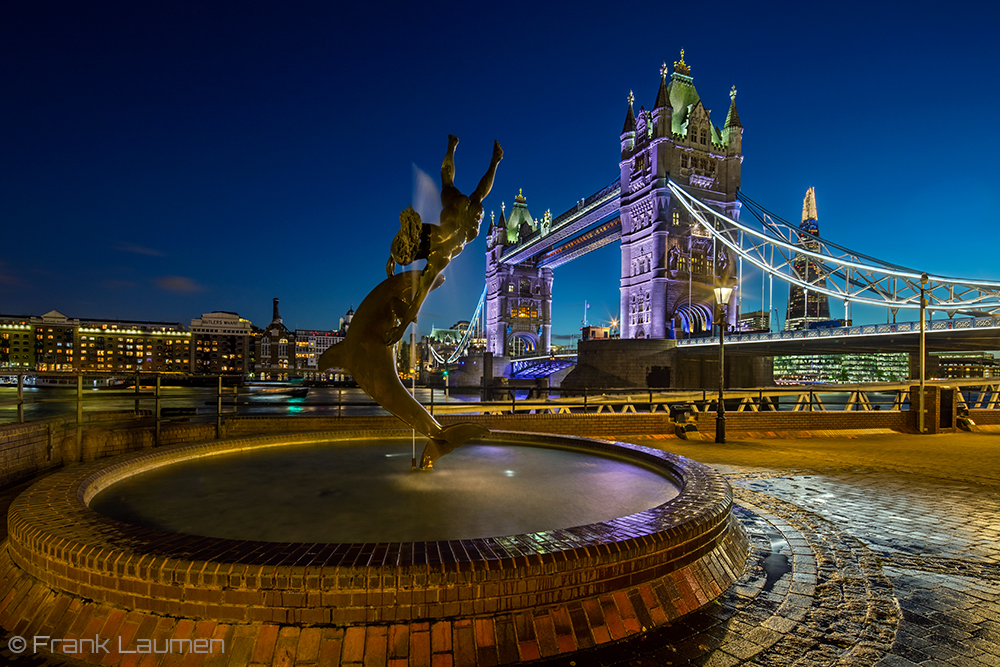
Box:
[4,374,999,445]
[676,316,1000,347]
[0,373,241,451]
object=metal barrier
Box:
[4,374,1000,440]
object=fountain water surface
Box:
[90,439,680,543]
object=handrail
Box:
[6,375,1000,436]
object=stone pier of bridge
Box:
[560,338,772,390]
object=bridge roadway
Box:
[674,315,1000,356]
[498,179,622,268]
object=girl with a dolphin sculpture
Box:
[319,135,503,469]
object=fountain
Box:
[0,137,748,665]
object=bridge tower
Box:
[484,195,554,356]
[619,52,743,339]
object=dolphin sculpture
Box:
[318,269,488,469]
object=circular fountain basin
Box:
[90,439,680,543]
[2,429,749,666]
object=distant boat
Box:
[0,374,131,389]
[243,384,309,398]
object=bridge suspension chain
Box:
[668,181,1000,315]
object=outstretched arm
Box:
[440,134,459,189]
[470,140,503,205]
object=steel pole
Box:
[716,309,726,444]
[919,274,928,433]
[216,375,223,439]
[154,375,161,447]
[76,374,83,461]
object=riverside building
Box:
[190,312,253,375]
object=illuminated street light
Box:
[713,286,734,444]
[919,272,928,434]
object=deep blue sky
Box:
[3,1,998,339]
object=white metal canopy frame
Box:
[669,181,1000,316]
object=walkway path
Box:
[567,429,1000,666]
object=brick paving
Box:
[0,429,997,665]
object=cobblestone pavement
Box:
[565,430,1000,667]
[1,431,998,666]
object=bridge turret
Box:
[497,202,508,245]
[651,62,673,139]
[722,85,743,195]
[486,210,502,250]
[507,190,537,244]
[620,90,636,158]
[723,85,742,156]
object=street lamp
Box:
[918,272,928,434]
[713,285,734,444]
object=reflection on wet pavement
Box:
[732,470,1000,665]
[529,441,1000,665]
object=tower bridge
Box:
[437,52,1000,387]
[483,51,744,360]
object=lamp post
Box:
[918,273,928,434]
[713,285,734,444]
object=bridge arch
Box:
[507,330,539,357]
[673,301,715,336]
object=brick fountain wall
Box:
[0,430,747,666]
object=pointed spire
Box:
[802,187,818,223]
[622,90,636,134]
[654,62,670,109]
[498,202,510,245]
[724,84,742,129]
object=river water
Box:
[0,386,459,424]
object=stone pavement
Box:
[562,429,1000,667]
[0,430,998,666]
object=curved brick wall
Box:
[2,430,748,665]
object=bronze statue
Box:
[385,135,503,345]
[320,135,502,469]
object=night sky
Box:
[3,2,998,341]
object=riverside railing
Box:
[3,373,999,444]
